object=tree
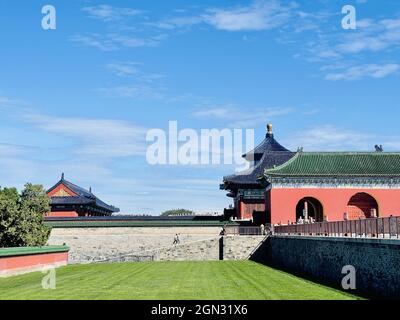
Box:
[0,184,51,247]
[160,209,195,217]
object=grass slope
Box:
[0,261,359,300]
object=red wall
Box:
[270,188,400,225]
[45,211,78,218]
[0,252,68,276]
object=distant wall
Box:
[48,227,264,263]
[156,236,263,262]
[0,246,69,277]
[48,227,221,263]
[251,235,400,298]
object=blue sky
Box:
[0,0,400,214]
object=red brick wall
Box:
[270,188,400,225]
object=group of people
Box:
[296,216,316,225]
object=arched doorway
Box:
[296,197,324,222]
[347,193,378,220]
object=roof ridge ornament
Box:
[267,123,273,137]
[61,172,64,180]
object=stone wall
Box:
[223,236,265,260]
[156,237,221,261]
[251,235,400,298]
[48,227,264,263]
[155,236,264,261]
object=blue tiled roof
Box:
[47,177,120,213]
[223,151,295,187]
[222,132,295,188]
[242,132,290,161]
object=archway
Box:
[347,193,378,220]
[296,197,324,222]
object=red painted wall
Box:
[0,252,68,273]
[45,211,79,218]
[270,188,400,225]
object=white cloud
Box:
[283,125,400,152]
[289,13,400,80]
[283,125,375,151]
[106,61,141,77]
[192,105,293,127]
[325,63,400,81]
[204,0,294,31]
[106,61,165,82]
[70,33,166,51]
[145,16,204,30]
[69,33,116,51]
[82,5,143,22]
[0,143,32,157]
[146,0,295,32]
[192,107,233,118]
[334,18,400,55]
[100,62,167,100]
[98,84,165,100]
[0,96,29,110]
[24,113,147,158]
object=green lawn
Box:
[0,261,359,300]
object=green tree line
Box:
[0,184,51,247]
[160,209,195,216]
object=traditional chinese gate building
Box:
[220,124,294,222]
[221,125,400,225]
[262,151,400,224]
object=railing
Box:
[225,225,271,236]
[274,216,400,239]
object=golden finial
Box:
[267,123,273,135]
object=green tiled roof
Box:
[0,245,69,257]
[265,152,400,177]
